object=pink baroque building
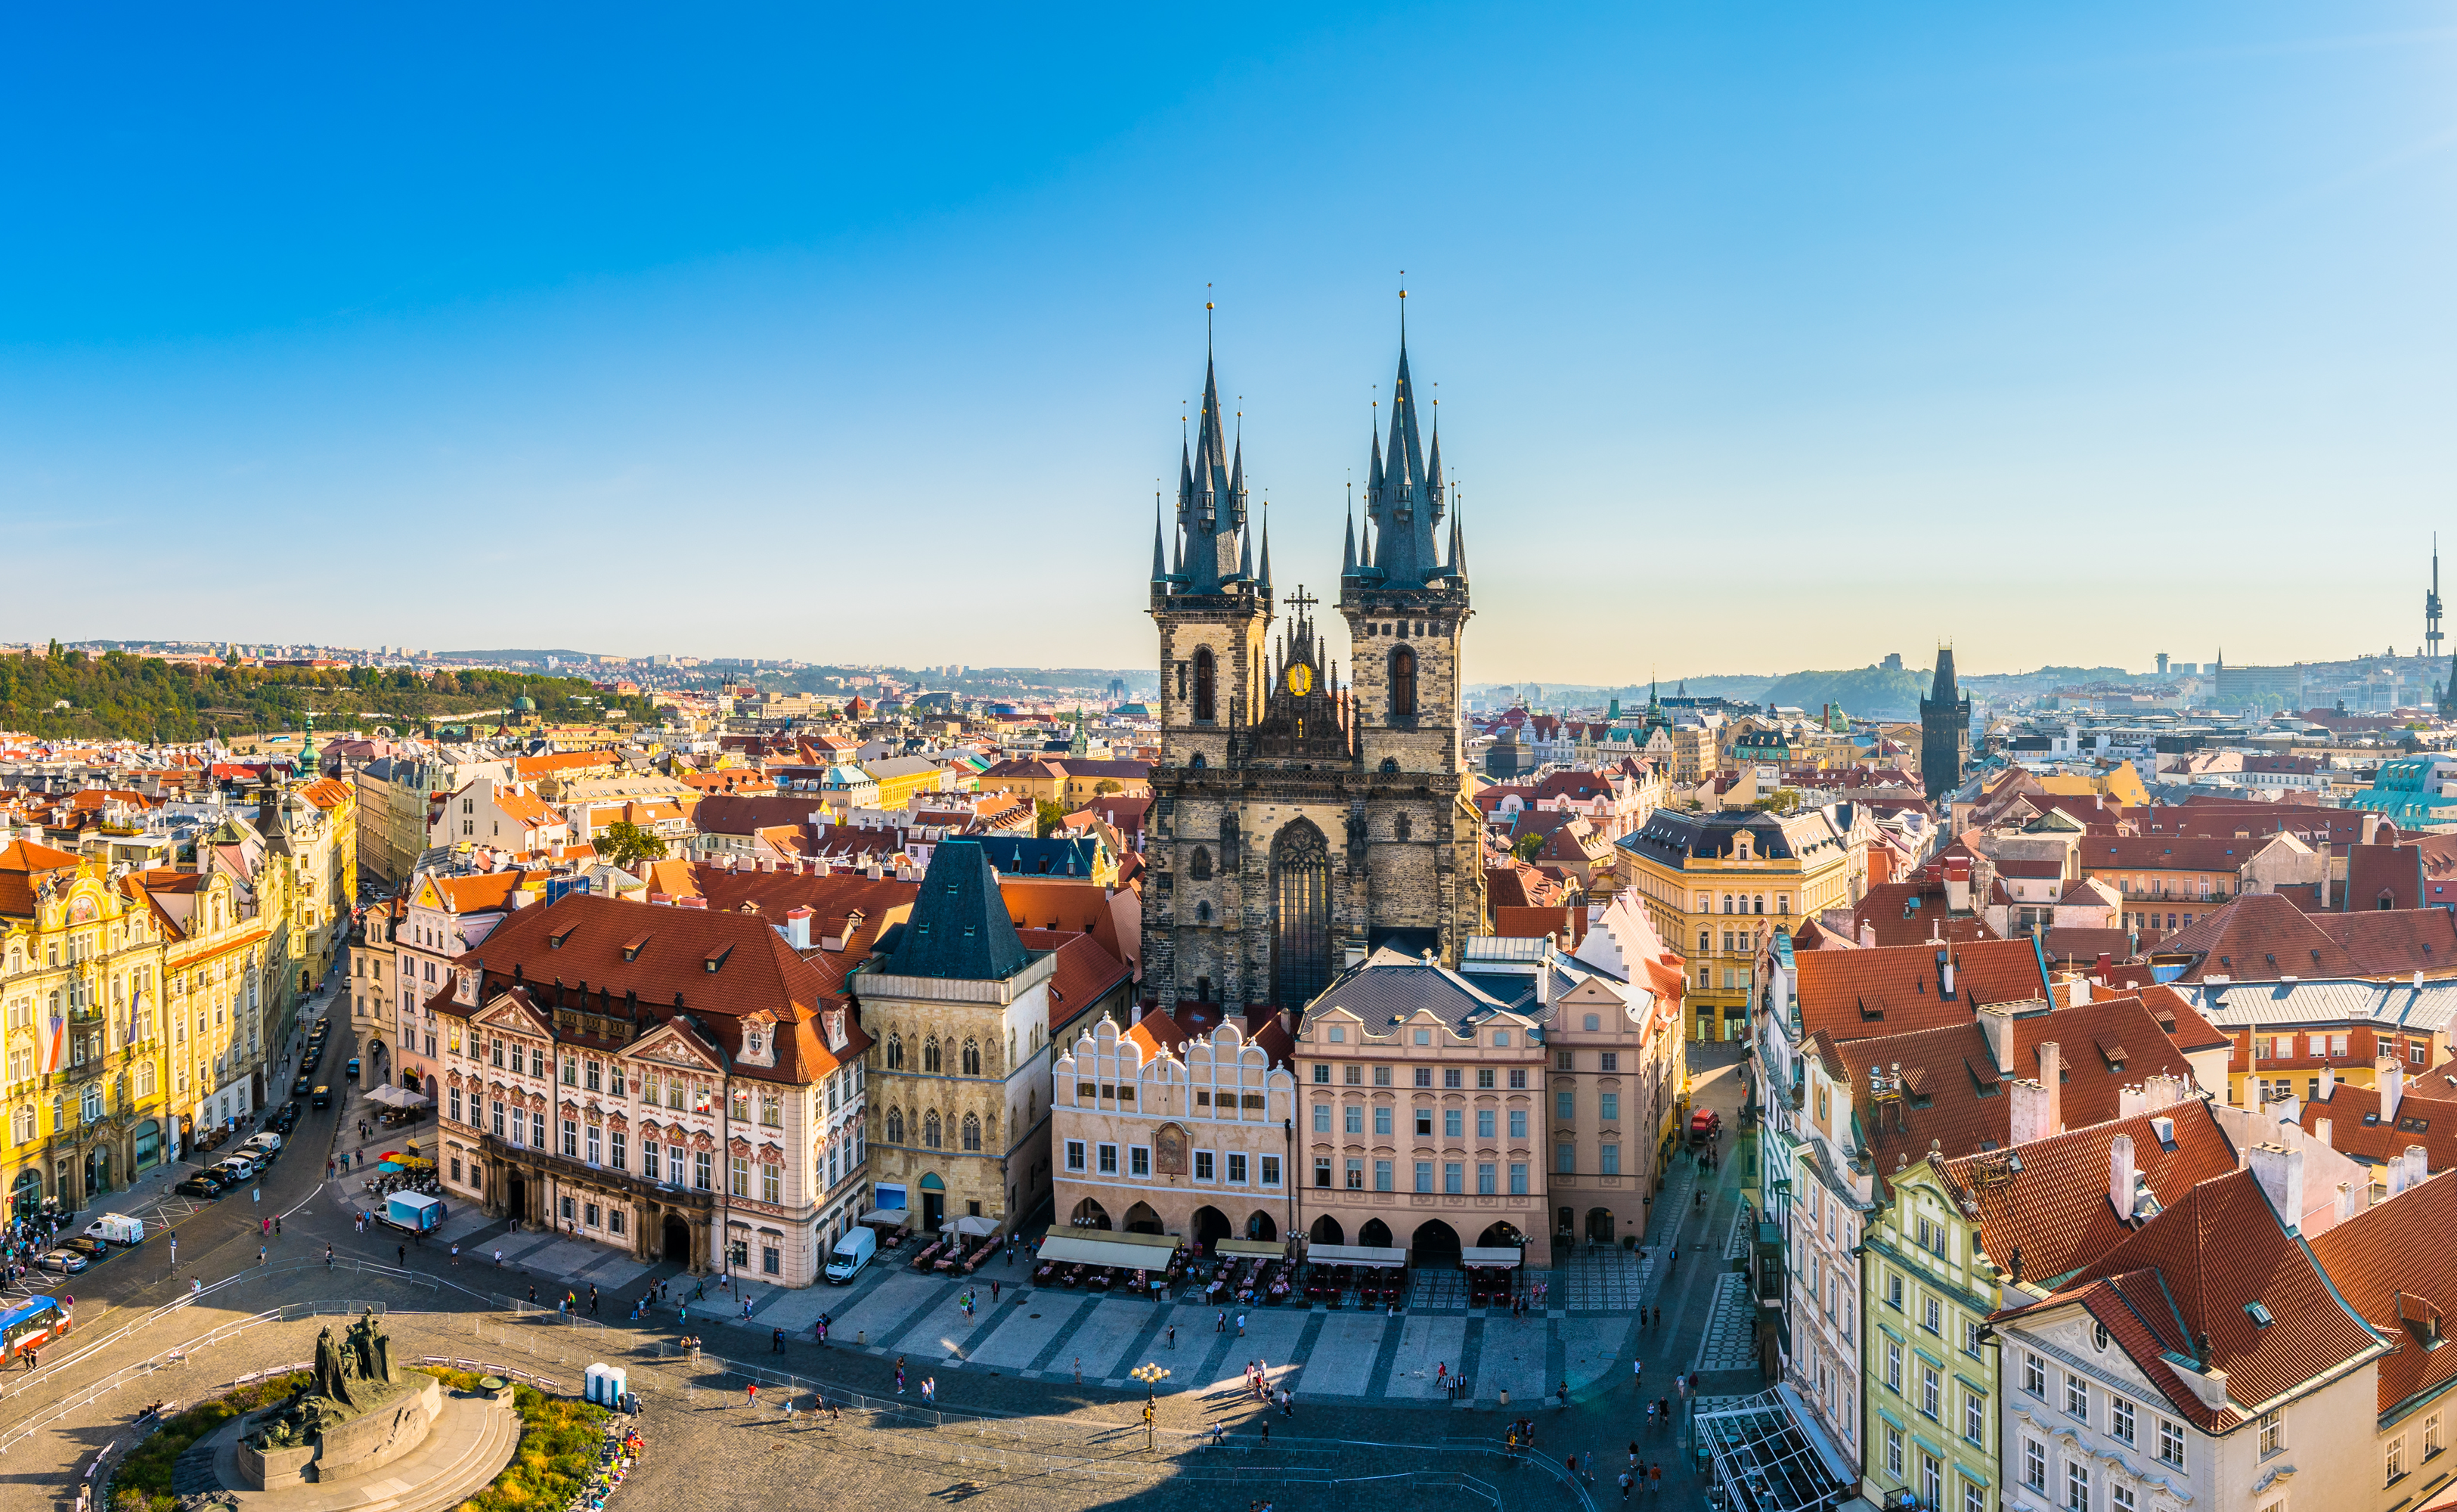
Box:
[1292,950,1551,1266]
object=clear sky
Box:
[5,5,2455,683]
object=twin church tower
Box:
[1143,330,1484,1013]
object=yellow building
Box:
[1615,807,1866,1041]
[124,868,274,1148]
[0,841,174,1213]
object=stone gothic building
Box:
[1920,646,1971,803]
[1142,338,1484,1013]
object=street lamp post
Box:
[1129,1362,1170,1450]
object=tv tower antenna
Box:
[2431,534,2445,663]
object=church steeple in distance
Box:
[1921,644,1972,804]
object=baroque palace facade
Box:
[1142,336,1485,1013]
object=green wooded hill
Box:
[0,649,657,741]
[1756,665,1930,719]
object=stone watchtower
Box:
[1921,646,1972,804]
[1143,320,1483,1016]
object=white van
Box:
[85,1213,145,1246]
[824,1227,876,1283]
[240,1131,284,1155]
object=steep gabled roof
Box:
[879,839,1030,981]
[2296,1080,2457,1172]
[1938,1097,2239,1290]
[2044,1168,2387,1431]
[2156,891,2457,981]
[2309,1170,2457,1418]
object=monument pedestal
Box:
[233,1375,445,1489]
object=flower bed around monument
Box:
[111,1372,311,1512]
[420,1366,612,1512]
[109,1363,610,1512]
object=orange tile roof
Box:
[2297,1080,2457,1172]
[1819,995,2201,1192]
[1016,928,1133,1033]
[1938,1097,2239,1290]
[2041,1169,2385,1432]
[1795,936,2049,1043]
[2309,1170,2457,1417]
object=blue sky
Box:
[5,5,2455,683]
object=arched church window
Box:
[1270,820,1334,1007]
[1189,847,1213,881]
[962,1113,981,1151]
[885,1106,904,1142]
[1193,649,1216,722]
[923,1110,941,1148]
[1197,902,1213,924]
[885,1034,903,1070]
[923,1036,942,1074]
[1389,647,1417,718]
[962,1038,981,1076]
[1394,813,1413,841]
[1381,758,1400,774]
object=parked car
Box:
[174,1176,226,1199]
[212,1154,259,1182]
[311,1086,332,1109]
[269,1102,300,1133]
[345,1057,361,1081]
[291,1074,311,1096]
[240,1131,284,1156]
[37,1249,88,1274]
[60,1236,109,1263]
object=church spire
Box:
[1150,494,1168,585]
[1341,482,1359,578]
[1176,322,1244,593]
[1258,504,1272,596]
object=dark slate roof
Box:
[881,839,1030,981]
[1305,947,1523,1030]
[971,835,1102,878]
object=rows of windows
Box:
[1309,1064,1528,1089]
[1309,1156,1528,1194]
[2019,1351,2188,1469]
[1065,1139,1281,1187]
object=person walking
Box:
[745,1383,759,1408]
[398,1244,405,1268]
[1619,1470,1633,1502]
[590,1284,600,1315]
[1649,1461,1663,1497]
[772,1328,785,1354]
[895,1357,907,1394]
[989,1279,999,1303]
[258,1247,266,1267]
[1167,1325,1176,1350]
[1237,1312,1247,1337]
[1216,1310,1226,1333]
[922,1376,936,1405]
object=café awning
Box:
[1215,1238,1284,1257]
[1303,1244,1406,1268]
[939,1214,999,1238]
[1461,1247,1523,1269]
[1036,1235,1179,1270]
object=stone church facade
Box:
[1142,338,1485,1013]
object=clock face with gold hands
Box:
[1286,664,1313,697]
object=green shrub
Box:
[110,1371,310,1512]
[108,1366,610,1512]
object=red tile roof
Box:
[1848,881,1998,949]
[2041,1169,2386,1432]
[1015,928,1133,1033]
[2155,891,2457,981]
[2296,1080,2457,1173]
[1818,996,2202,1192]
[1794,937,2050,1043]
[1938,1096,2241,1290]
[2309,1170,2457,1417]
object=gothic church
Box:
[1142,336,1483,1012]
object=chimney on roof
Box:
[2384,1059,2407,1125]
[2010,1077,2053,1145]
[1978,999,2016,1075]
[2364,813,2384,846]
[2249,1142,2307,1233]
[1859,920,1876,947]
[2319,1064,2335,1099]
[2071,974,2091,1007]
[2274,1089,2301,1126]
[2109,1132,2138,1220]
[2118,1083,2147,1120]
[2039,1041,2063,1135]
[785,906,813,951]
[2338,1180,2359,1222]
